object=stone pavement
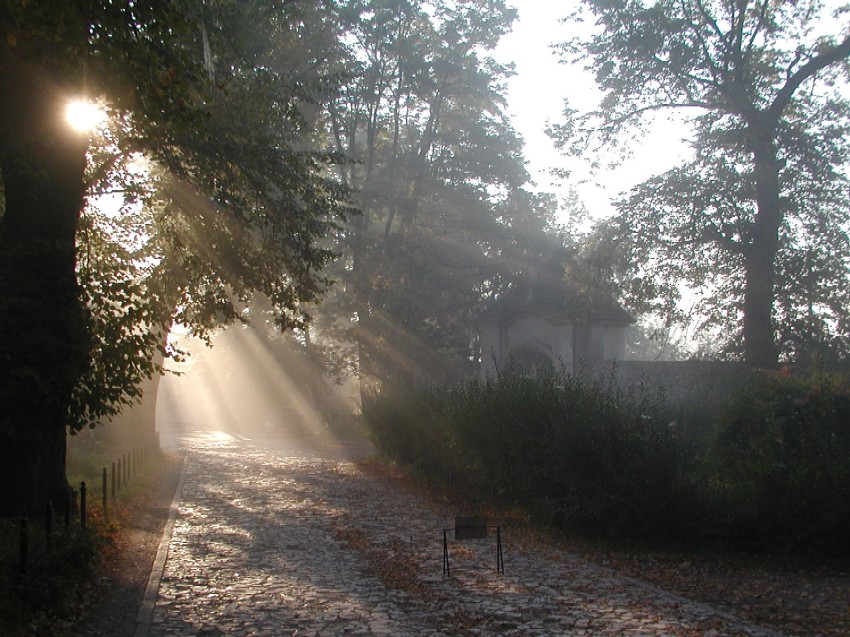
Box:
[146,433,784,637]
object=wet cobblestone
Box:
[149,436,782,636]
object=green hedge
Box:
[364,364,689,538]
[363,364,850,552]
[701,369,850,550]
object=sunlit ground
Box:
[156,323,367,456]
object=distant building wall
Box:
[588,323,627,362]
[480,315,574,376]
[479,315,633,377]
[588,359,752,437]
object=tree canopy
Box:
[551,0,850,367]
[0,0,351,514]
[309,0,564,387]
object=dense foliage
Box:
[551,0,850,367]
[702,369,850,549]
[0,0,351,514]
[311,0,564,386]
[364,364,688,538]
[364,365,850,552]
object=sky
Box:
[494,2,692,221]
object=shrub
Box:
[700,368,850,550]
[0,515,102,634]
[363,363,688,539]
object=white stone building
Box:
[476,263,634,377]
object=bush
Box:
[363,363,688,539]
[364,364,850,552]
[0,515,102,634]
[700,368,850,550]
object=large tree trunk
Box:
[0,60,89,515]
[742,125,782,369]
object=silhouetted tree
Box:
[551,0,850,367]
[314,0,563,388]
[0,0,349,515]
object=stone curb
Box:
[134,454,189,637]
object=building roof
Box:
[476,265,634,326]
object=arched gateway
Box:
[475,256,634,377]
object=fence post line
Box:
[19,518,28,576]
[80,481,87,532]
[102,467,108,520]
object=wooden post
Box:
[19,518,28,575]
[80,481,87,532]
[102,467,108,520]
[496,526,504,574]
[44,500,53,552]
[442,529,450,577]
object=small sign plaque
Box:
[454,515,488,540]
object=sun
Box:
[65,99,106,133]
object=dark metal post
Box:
[117,458,122,492]
[19,518,28,575]
[496,526,504,574]
[45,500,53,552]
[102,467,108,520]
[80,481,87,532]
[442,529,450,577]
[111,462,116,499]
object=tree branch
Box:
[769,33,850,120]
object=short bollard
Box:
[102,467,108,520]
[80,481,87,532]
[19,518,28,575]
[45,500,53,552]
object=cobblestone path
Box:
[148,435,782,637]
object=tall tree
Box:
[551,0,850,368]
[0,0,348,515]
[315,0,560,387]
